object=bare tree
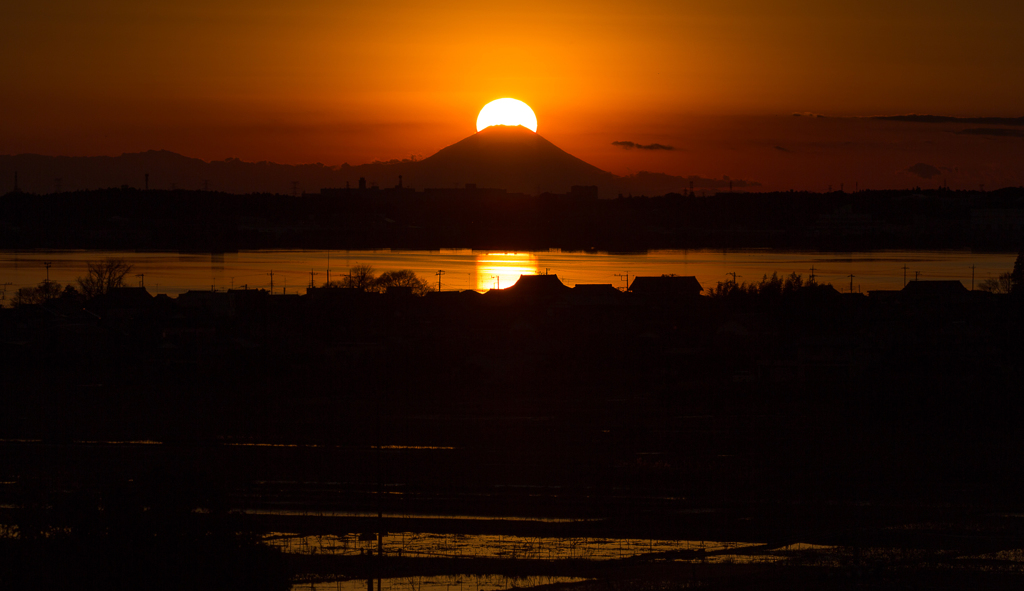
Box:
[978,272,1013,294]
[321,266,433,295]
[1012,248,1024,295]
[77,258,134,299]
[338,264,377,291]
[374,269,433,295]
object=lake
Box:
[0,248,1016,300]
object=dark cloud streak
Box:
[956,128,1024,138]
[612,141,674,151]
[905,163,942,180]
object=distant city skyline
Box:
[3,1,1024,191]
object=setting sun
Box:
[476,98,538,133]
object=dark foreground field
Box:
[2,281,1024,588]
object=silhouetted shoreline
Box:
[2,185,1023,251]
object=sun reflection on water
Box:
[475,253,539,291]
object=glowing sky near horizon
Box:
[3,0,1024,190]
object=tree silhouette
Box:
[320,265,433,295]
[76,258,133,299]
[374,269,433,295]
[1011,247,1024,295]
[338,264,376,291]
[11,280,62,306]
[979,272,1014,294]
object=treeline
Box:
[2,186,1023,251]
[8,260,435,308]
[10,258,134,306]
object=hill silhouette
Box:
[1,130,757,197]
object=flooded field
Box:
[291,575,590,591]
[266,531,757,561]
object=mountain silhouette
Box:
[1,129,758,196]
[402,125,618,194]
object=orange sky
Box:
[4,0,1024,190]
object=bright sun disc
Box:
[476,98,538,132]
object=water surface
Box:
[0,249,1014,299]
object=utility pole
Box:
[726,272,739,283]
[615,273,630,291]
[136,273,144,287]
[970,264,975,291]
[1,282,11,306]
[848,274,854,293]
[268,270,274,295]
[915,271,920,281]
[309,269,317,289]
[43,262,52,285]
[436,270,445,292]
[809,266,817,283]
[902,265,909,287]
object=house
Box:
[628,275,703,298]
[498,274,572,301]
[901,280,970,304]
[567,283,623,305]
